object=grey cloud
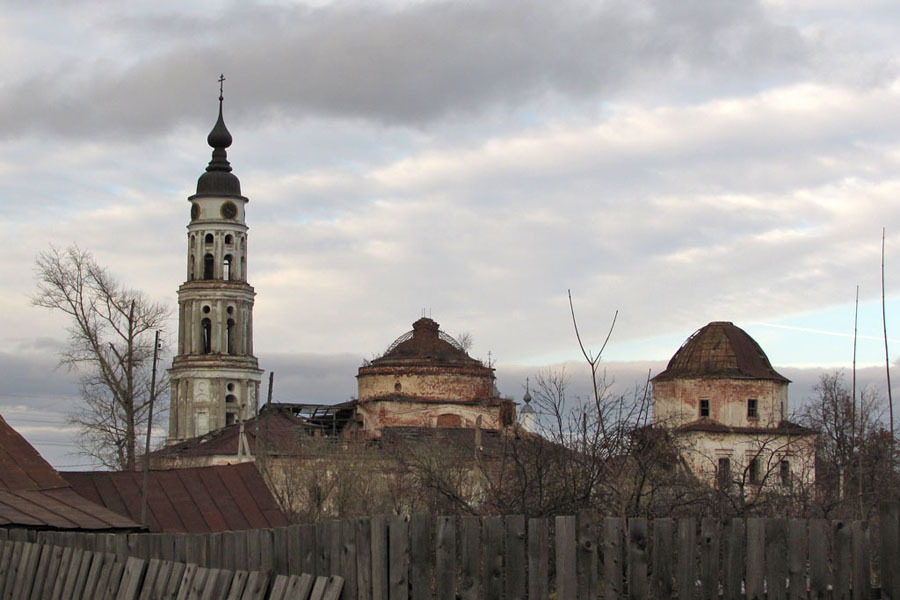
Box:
[0,0,808,138]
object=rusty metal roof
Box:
[652,321,789,383]
[153,408,311,459]
[0,414,141,531]
[62,462,288,533]
[368,318,488,369]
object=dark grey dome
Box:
[194,96,242,198]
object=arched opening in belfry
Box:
[205,233,214,245]
[225,234,233,245]
[204,253,214,279]
[201,318,212,353]
[226,318,235,354]
[189,255,195,279]
[224,254,233,280]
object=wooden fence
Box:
[0,538,343,600]
[5,503,900,599]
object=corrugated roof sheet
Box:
[652,321,790,383]
[62,462,288,533]
[0,414,141,531]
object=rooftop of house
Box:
[0,414,141,531]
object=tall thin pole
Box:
[141,330,160,527]
[853,287,862,517]
[882,227,895,474]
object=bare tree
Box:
[801,371,897,518]
[32,245,169,470]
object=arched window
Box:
[224,255,232,280]
[201,318,212,353]
[205,233,214,244]
[225,234,233,245]
[226,394,237,404]
[204,253,214,279]
[226,318,235,354]
[189,255,195,280]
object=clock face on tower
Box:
[221,201,238,220]
[190,202,199,221]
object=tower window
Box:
[226,318,235,354]
[205,233,214,244]
[225,234,233,245]
[747,398,758,419]
[189,255,195,280]
[224,255,233,280]
[201,318,212,353]
[699,399,710,417]
[225,412,236,426]
[204,253,214,279]
[748,458,760,484]
[226,394,237,403]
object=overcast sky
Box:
[2,0,900,468]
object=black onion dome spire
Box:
[195,78,242,198]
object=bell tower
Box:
[168,80,263,444]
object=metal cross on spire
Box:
[218,74,226,101]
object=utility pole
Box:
[140,330,160,527]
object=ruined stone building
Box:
[651,321,816,490]
[167,91,263,444]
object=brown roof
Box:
[152,408,310,459]
[652,321,789,383]
[62,463,288,533]
[674,418,815,436]
[367,318,487,369]
[0,414,140,531]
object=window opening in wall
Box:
[226,306,234,315]
[227,382,235,392]
[203,305,210,313]
[189,255,195,279]
[224,255,232,280]
[394,382,402,392]
[204,253,214,279]
[225,412,236,426]
[748,457,760,484]
[717,457,731,489]
[226,394,237,403]
[201,318,212,353]
[747,398,758,419]
[700,399,710,417]
[780,460,791,486]
[205,233,214,244]
[226,319,235,354]
[225,234,233,245]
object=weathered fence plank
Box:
[504,515,526,600]
[370,516,389,600]
[555,515,577,600]
[699,518,719,600]
[459,516,480,600]
[651,518,674,600]
[746,518,765,600]
[577,509,598,600]
[765,519,788,600]
[809,519,830,600]
[528,518,549,600]
[677,518,696,600]
[628,517,649,600]
[882,502,900,600]
[483,516,504,600]
[834,520,852,600]
[409,514,432,600]
[787,519,806,600]
[604,518,624,600]
[721,519,743,600]
[435,517,456,600]
[356,518,373,600]
[387,515,410,600]
[341,519,358,600]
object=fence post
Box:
[677,517,696,600]
[528,518,549,600]
[555,515,576,600]
[765,519,787,600]
[435,516,457,600]
[504,515,526,600]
